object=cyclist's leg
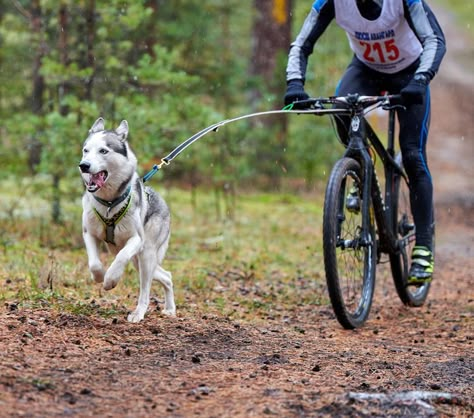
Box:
[396,86,434,282]
[335,58,382,210]
[396,93,433,248]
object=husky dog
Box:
[79,117,176,323]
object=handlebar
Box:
[288,93,404,112]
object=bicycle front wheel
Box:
[390,153,432,306]
[323,157,377,329]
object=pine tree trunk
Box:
[52,2,71,223]
[28,0,45,173]
[84,0,96,101]
[250,0,292,189]
[52,174,62,224]
[58,2,69,116]
[145,0,159,59]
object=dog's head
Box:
[79,118,137,193]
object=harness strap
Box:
[93,192,133,245]
[93,185,132,209]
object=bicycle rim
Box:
[390,153,431,306]
[323,158,376,329]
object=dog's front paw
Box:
[103,266,123,290]
[90,265,105,283]
[127,306,147,323]
[103,277,119,291]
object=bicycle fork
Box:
[344,115,375,249]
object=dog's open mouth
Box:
[85,170,108,192]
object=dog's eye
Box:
[99,148,109,155]
[83,148,89,154]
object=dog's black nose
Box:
[79,161,91,173]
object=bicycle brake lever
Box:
[314,100,324,109]
[381,95,405,111]
[291,98,322,110]
[382,104,406,111]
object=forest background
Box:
[1,1,470,219]
[0,0,348,218]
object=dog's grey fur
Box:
[79,118,175,322]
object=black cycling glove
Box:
[400,73,429,105]
[284,79,310,106]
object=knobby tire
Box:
[323,158,377,329]
[389,153,432,306]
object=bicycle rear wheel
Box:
[390,153,432,306]
[323,157,377,329]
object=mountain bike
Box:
[290,94,433,329]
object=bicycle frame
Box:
[366,111,408,255]
[302,94,408,258]
[299,94,431,327]
[344,105,406,256]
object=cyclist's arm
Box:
[286,0,335,83]
[404,0,447,81]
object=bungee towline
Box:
[142,107,335,183]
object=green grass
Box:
[0,177,329,322]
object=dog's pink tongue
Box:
[91,171,106,188]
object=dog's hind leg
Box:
[154,265,176,316]
[127,251,155,323]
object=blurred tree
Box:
[0,0,350,209]
[250,0,292,189]
[28,0,219,222]
[28,0,45,173]
[82,0,96,101]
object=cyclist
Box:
[284,0,446,285]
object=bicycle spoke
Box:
[323,158,376,329]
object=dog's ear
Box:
[89,117,105,134]
[116,120,129,142]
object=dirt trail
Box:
[1,4,473,418]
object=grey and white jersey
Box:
[286,0,446,81]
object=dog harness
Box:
[93,185,132,209]
[93,191,133,245]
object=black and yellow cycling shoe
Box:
[407,246,434,286]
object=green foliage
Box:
[1,1,463,196]
[0,0,356,213]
